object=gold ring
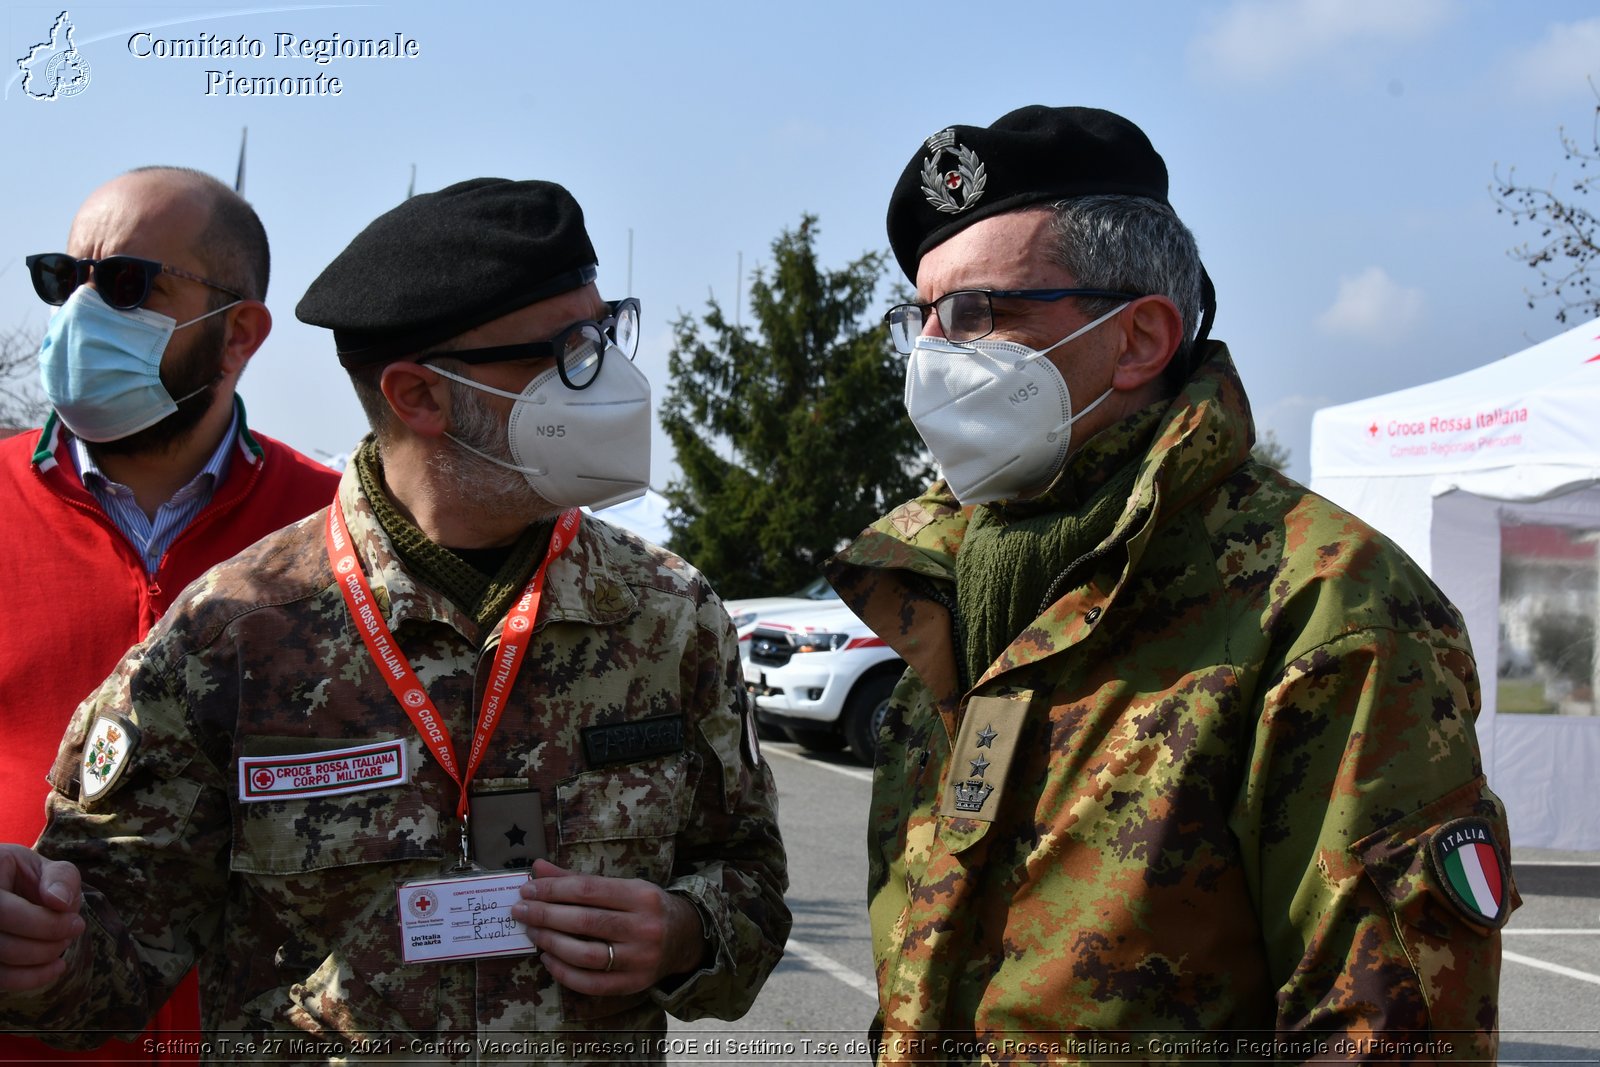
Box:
[604,941,615,973]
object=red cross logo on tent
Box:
[1368,422,1379,438]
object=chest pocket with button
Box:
[226,735,446,1037]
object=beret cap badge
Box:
[919,128,987,216]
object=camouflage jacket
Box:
[3,463,790,1063]
[826,343,1516,1064]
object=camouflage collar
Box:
[825,341,1253,698]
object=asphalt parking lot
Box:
[670,742,1600,1064]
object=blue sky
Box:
[3,0,1597,487]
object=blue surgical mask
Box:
[38,285,238,442]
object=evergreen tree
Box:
[661,217,931,597]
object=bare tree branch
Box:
[0,325,48,431]
[1493,79,1600,324]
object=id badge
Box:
[396,870,537,964]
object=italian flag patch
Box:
[1429,817,1510,928]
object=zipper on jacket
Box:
[152,446,265,575]
[1036,504,1150,619]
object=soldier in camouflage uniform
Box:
[0,179,790,1062]
[825,107,1516,1063]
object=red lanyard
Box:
[325,500,581,832]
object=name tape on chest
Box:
[238,738,409,803]
[581,714,686,768]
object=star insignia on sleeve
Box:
[975,724,997,748]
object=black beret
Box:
[886,105,1169,282]
[296,178,598,367]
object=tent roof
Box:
[1310,316,1600,494]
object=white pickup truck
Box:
[743,602,903,764]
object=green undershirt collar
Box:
[354,442,553,631]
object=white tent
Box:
[1310,316,1600,850]
[589,488,673,547]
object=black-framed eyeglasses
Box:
[25,252,245,311]
[884,287,1141,354]
[438,298,640,390]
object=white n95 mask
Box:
[430,345,652,509]
[903,302,1127,505]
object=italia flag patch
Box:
[1429,817,1511,928]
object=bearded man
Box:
[0,178,788,1060]
[0,166,338,1063]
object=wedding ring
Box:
[604,941,615,973]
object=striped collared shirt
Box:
[72,404,240,575]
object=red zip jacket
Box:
[0,404,339,1063]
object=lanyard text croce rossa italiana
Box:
[325,499,581,868]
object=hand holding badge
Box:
[326,502,578,965]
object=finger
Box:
[513,897,634,942]
[0,925,79,968]
[530,858,572,880]
[35,860,82,912]
[531,928,622,974]
[0,891,85,956]
[531,934,642,997]
[0,954,68,994]
[0,849,82,913]
[522,870,652,911]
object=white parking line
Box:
[1503,950,1600,986]
[1503,929,1600,935]
[785,937,879,1000]
[763,743,873,783]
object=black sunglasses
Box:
[436,298,641,391]
[25,252,244,311]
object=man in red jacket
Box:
[0,167,339,1063]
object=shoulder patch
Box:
[81,711,140,803]
[1428,816,1511,929]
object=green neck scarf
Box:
[954,404,1164,690]
[354,442,552,632]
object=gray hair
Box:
[347,344,466,442]
[1047,195,1204,389]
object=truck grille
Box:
[748,629,794,668]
